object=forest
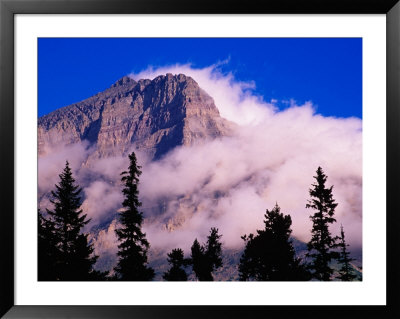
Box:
[38,151,360,282]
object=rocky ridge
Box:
[38,73,234,161]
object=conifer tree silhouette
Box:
[239,204,309,281]
[190,238,209,280]
[44,161,102,280]
[114,152,154,281]
[205,227,223,272]
[306,167,339,281]
[163,248,190,281]
[190,228,223,281]
[337,225,358,281]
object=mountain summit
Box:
[38,73,234,160]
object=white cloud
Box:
[82,181,123,228]
[38,141,92,202]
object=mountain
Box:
[38,73,234,161]
[38,73,362,281]
[38,73,237,278]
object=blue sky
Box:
[38,38,362,118]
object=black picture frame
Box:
[1,0,399,318]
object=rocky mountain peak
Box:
[38,73,234,161]
[111,75,136,87]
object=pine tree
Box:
[306,166,339,281]
[205,227,223,272]
[239,204,309,281]
[190,238,210,281]
[190,228,223,281]
[46,161,99,280]
[38,209,59,280]
[163,248,190,281]
[114,152,154,281]
[337,225,357,281]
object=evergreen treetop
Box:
[239,204,309,281]
[190,228,223,281]
[306,166,339,281]
[114,152,154,281]
[163,248,190,281]
[43,161,100,280]
[337,225,357,281]
[205,227,223,271]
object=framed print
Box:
[1,0,399,318]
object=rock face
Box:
[38,73,234,160]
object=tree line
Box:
[38,152,359,281]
